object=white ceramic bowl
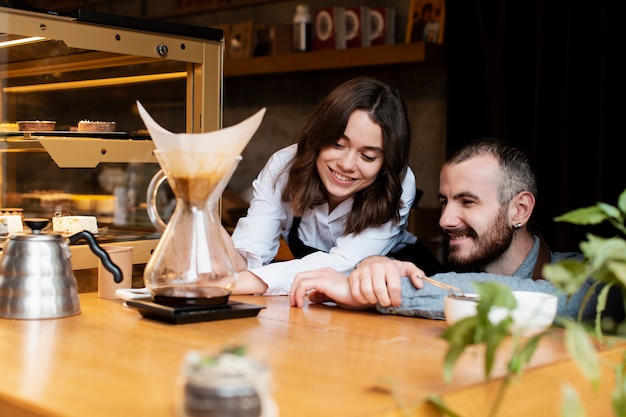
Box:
[444,291,558,337]
[498,291,558,337]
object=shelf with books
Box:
[223,41,445,77]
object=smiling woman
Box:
[315,109,383,211]
[219,76,440,296]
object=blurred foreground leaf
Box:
[560,383,586,417]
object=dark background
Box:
[9,0,621,252]
[445,1,620,252]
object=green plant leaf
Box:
[563,320,601,388]
[483,322,510,377]
[425,395,463,417]
[593,284,611,340]
[543,260,589,293]
[612,354,626,416]
[608,261,626,288]
[617,189,626,213]
[474,283,516,377]
[554,195,626,235]
[560,383,586,417]
[509,336,540,377]
[597,202,623,222]
[554,206,612,225]
[222,344,247,356]
[581,235,626,269]
[475,282,517,309]
[441,317,479,382]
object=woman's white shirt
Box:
[231,144,417,295]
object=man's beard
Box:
[446,207,514,272]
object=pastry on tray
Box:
[0,215,23,234]
[52,212,98,234]
[78,120,116,132]
[0,122,18,132]
[17,120,56,131]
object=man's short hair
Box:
[446,137,538,204]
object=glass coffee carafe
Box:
[145,149,242,306]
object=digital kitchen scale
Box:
[126,299,265,324]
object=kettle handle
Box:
[70,231,124,283]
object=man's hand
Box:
[289,267,375,309]
[348,256,426,307]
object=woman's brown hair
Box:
[282,76,411,235]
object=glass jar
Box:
[176,350,277,417]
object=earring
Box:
[513,223,522,230]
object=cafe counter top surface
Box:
[0,293,622,417]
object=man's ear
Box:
[510,191,535,227]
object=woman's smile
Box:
[329,167,356,183]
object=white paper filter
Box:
[136,100,266,177]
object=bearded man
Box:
[289,138,601,320]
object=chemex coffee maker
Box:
[126,102,267,324]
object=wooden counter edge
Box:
[0,392,59,417]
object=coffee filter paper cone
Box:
[136,101,265,176]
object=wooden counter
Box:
[0,293,621,417]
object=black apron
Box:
[287,217,323,259]
[288,216,447,276]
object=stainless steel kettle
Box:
[0,218,123,319]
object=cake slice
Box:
[17,120,56,131]
[0,215,23,234]
[78,120,116,132]
[52,215,98,234]
[0,122,18,132]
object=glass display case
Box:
[0,4,223,270]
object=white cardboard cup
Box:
[98,246,133,299]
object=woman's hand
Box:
[348,256,426,307]
[289,267,375,310]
